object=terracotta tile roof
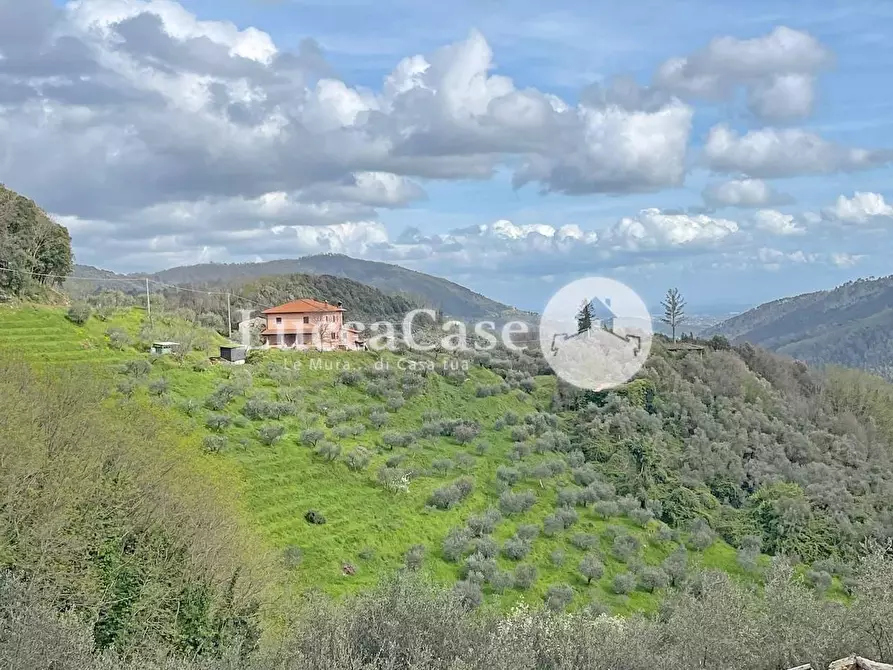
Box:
[263,298,344,314]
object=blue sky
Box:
[8,0,893,310]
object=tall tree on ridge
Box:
[661,288,686,342]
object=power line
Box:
[0,265,275,314]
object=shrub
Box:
[332,423,364,439]
[498,490,537,515]
[662,546,689,586]
[205,413,231,432]
[513,564,538,590]
[655,523,674,543]
[555,507,579,529]
[469,536,499,559]
[557,487,580,508]
[502,537,531,560]
[462,553,498,582]
[147,377,169,396]
[629,507,655,526]
[550,549,566,567]
[467,508,502,537]
[443,527,471,562]
[639,566,670,592]
[304,510,326,525]
[473,440,490,456]
[315,441,341,461]
[386,395,406,412]
[453,580,483,610]
[593,500,619,519]
[116,379,137,397]
[202,435,227,454]
[612,534,641,562]
[345,447,373,471]
[179,398,201,416]
[807,569,833,593]
[496,465,521,487]
[123,359,152,377]
[282,545,303,569]
[489,570,514,594]
[452,423,480,444]
[579,554,605,584]
[66,303,91,325]
[543,515,563,536]
[107,327,130,350]
[381,431,412,449]
[377,466,410,494]
[358,547,375,560]
[570,533,598,551]
[510,426,531,442]
[689,519,717,551]
[257,424,285,446]
[612,572,636,595]
[544,583,575,612]
[337,369,363,386]
[368,410,389,428]
[516,524,540,541]
[430,458,454,476]
[572,466,598,486]
[429,478,474,510]
[300,428,325,447]
[404,544,426,571]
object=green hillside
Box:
[706,275,893,379]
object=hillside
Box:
[5,304,893,666]
[150,254,519,320]
[705,275,893,379]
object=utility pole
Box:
[145,278,153,326]
[226,293,232,340]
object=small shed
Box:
[151,341,179,355]
[219,345,247,364]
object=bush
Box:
[516,524,540,541]
[467,508,502,537]
[570,533,598,551]
[257,424,285,446]
[116,379,137,397]
[282,545,303,569]
[612,572,636,595]
[662,547,689,586]
[489,570,514,594]
[404,544,426,571]
[305,510,326,525]
[593,500,619,519]
[107,327,130,350]
[502,537,531,560]
[430,458,454,475]
[332,423,364,439]
[469,536,499,559]
[66,303,91,325]
[123,359,151,377]
[612,534,641,562]
[495,465,521,487]
[205,413,231,432]
[513,564,538,590]
[386,395,406,412]
[629,507,655,526]
[572,466,598,486]
[462,553,498,583]
[557,487,580,508]
[345,447,372,471]
[377,466,410,494]
[202,435,227,453]
[453,580,483,610]
[544,583,575,612]
[555,507,579,529]
[639,566,670,592]
[550,548,566,566]
[542,514,563,536]
[300,428,325,447]
[429,478,475,510]
[338,369,363,386]
[807,569,833,593]
[442,527,471,562]
[147,377,169,396]
[368,410,389,428]
[315,441,341,461]
[579,554,605,584]
[498,490,536,515]
[452,423,480,444]
[381,431,412,449]
[689,519,717,551]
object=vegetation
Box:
[660,288,686,342]
[0,184,73,299]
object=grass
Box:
[0,304,827,614]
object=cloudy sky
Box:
[2,0,893,311]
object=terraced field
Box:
[0,305,142,366]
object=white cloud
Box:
[702,178,791,208]
[830,252,865,268]
[823,192,893,224]
[704,125,891,178]
[756,247,815,269]
[754,209,806,236]
[605,208,739,250]
[655,26,831,120]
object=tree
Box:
[579,554,604,584]
[660,288,686,341]
[576,299,594,334]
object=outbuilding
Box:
[219,345,247,364]
[151,341,179,355]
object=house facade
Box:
[261,299,363,350]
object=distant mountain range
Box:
[705,275,893,380]
[72,254,527,321]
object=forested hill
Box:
[148,254,519,320]
[704,275,893,380]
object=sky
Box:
[2,0,893,311]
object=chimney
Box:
[336,301,343,308]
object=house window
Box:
[331,332,337,340]
[276,317,282,324]
[303,316,309,324]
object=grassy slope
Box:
[1,305,795,615]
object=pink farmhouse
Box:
[261,298,363,350]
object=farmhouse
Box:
[261,298,363,351]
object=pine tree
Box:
[660,288,686,342]
[576,299,593,334]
